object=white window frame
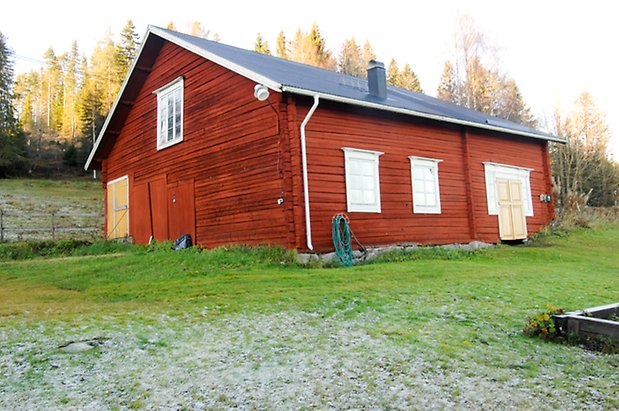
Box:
[409,156,442,214]
[342,147,383,213]
[484,162,534,216]
[154,77,184,150]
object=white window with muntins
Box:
[342,147,383,213]
[409,156,442,214]
[155,77,184,150]
[484,162,533,216]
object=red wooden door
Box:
[168,180,196,243]
[131,182,151,244]
[129,178,169,244]
[149,178,169,241]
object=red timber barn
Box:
[85,26,563,253]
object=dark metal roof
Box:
[155,26,560,142]
[85,25,561,171]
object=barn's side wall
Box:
[294,97,554,252]
[102,41,291,248]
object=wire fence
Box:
[0,209,103,242]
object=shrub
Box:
[523,305,566,341]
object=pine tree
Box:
[0,31,28,176]
[493,77,535,127]
[116,20,140,77]
[398,64,423,93]
[276,30,288,59]
[387,59,399,87]
[308,22,335,69]
[338,38,364,77]
[90,32,119,113]
[362,40,376,68]
[77,56,105,153]
[13,71,41,134]
[289,24,336,69]
[0,32,16,132]
[61,41,80,141]
[437,61,457,102]
[41,47,63,134]
[254,33,271,55]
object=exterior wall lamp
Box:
[254,84,270,101]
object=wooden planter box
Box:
[554,303,619,342]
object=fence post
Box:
[0,209,4,242]
[51,212,55,240]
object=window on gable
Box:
[155,77,184,150]
[484,162,534,217]
[342,147,383,213]
[409,156,442,214]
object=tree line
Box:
[253,23,423,93]
[9,21,139,174]
[1,17,617,207]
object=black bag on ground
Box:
[174,234,192,250]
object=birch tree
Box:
[438,14,535,127]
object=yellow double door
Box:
[497,178,527,240]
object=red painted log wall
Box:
[292,97,554,251]
[100,39,554,252]
[102,41,289,248]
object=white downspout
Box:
[300,95,320,251]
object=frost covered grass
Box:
[0,178,102,215]
[1,227,618,409]
[0,178,103,241]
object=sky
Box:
[2,0,618,158]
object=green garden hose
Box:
[332,214,365,266]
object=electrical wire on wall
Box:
[332,214,366,266]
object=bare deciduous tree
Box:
[438,13,535,127]
[550,92,618,209]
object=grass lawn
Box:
[0,227,618,409]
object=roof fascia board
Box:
[84,30,157,170]
[282,86,566,144]
[148,26,282,92]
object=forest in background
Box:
[0,16,617,208]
